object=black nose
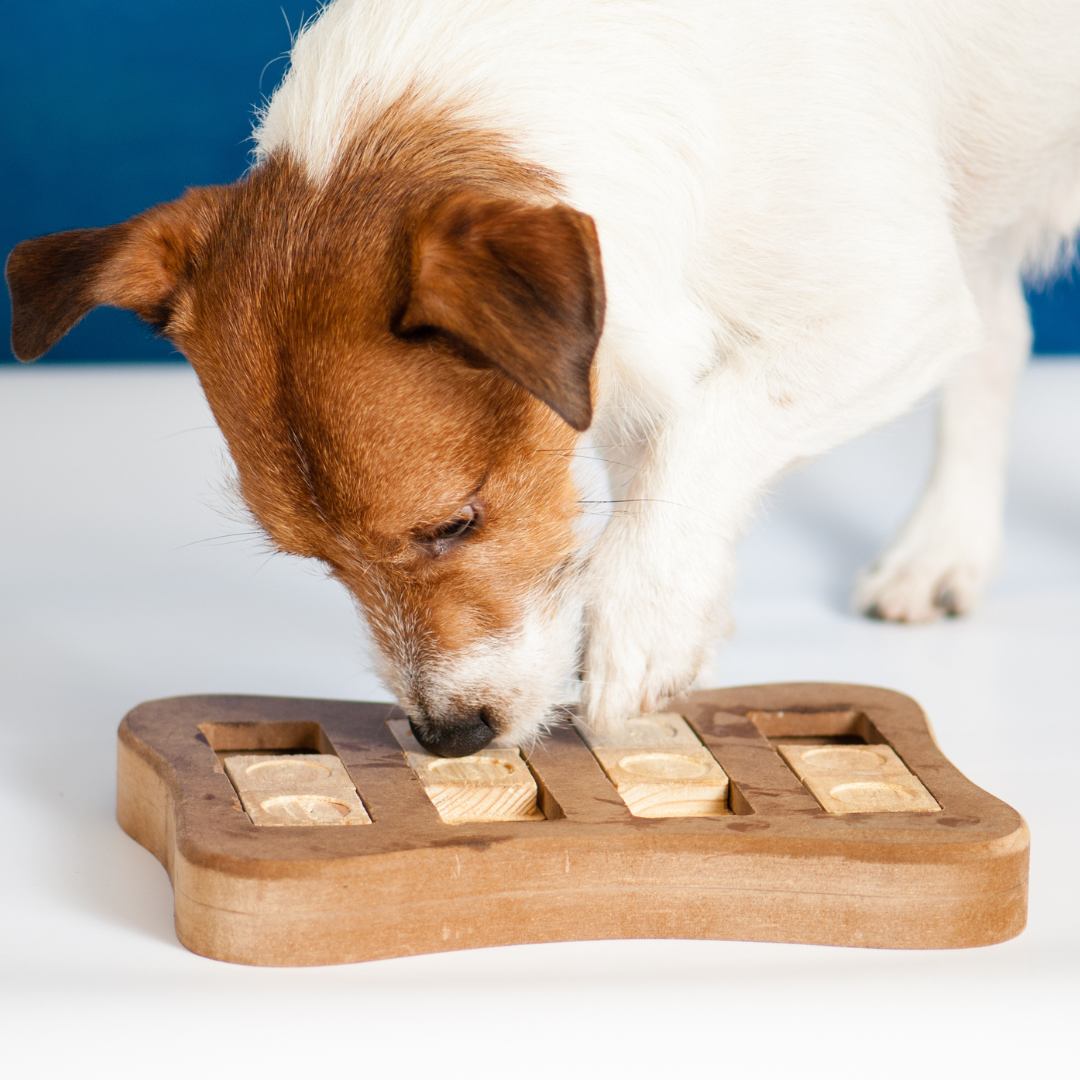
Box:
[409,713,495,757]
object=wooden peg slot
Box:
[387,720,543,824]
[574,712,730,817]
[747,709,876,744]
[776,742,940,813]
[223,753,372,826]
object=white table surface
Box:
[1,362,1077,1078]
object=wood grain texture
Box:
[573,712,702,749]
[387,720,542,823]
[776,743,940,813]
[574,713,729,817]
[590,747,730,817]
[223,754,371,826]
[115,684,1029,965]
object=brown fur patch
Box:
[400,192,604,430]
[6,101,604,724]
[7,225,131,360]
[6,188,222,359]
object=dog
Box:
[8,0,1080,755]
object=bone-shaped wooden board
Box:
[116,684,1028,965]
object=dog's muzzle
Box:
[409,713,495,757]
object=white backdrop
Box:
[1,363,1077,1077]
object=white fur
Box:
[365,576,584,749]
[257,0,1080,734]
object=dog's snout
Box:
[409,713,495,757]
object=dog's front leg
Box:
[581,373,787,729]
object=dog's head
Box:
[7,146,604,755]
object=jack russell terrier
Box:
[8,0,1080,755]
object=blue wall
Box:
[2,2,309,361]
[3,2,1078,361]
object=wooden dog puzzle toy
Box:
[116,682,1028,965]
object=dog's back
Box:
[257,0,1080,420]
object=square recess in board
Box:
[116,685,1029,965]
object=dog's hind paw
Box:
[854,553,992,623]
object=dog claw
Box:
[935,586,961,617]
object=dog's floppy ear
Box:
[399,193,605,431]
[6,189,218,361]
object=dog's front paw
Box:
[581,597,726,730]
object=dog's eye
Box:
[416,504,483,554]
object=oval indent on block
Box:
[245,758,333,781]
[427,757,516,783]
[802,747,888,771]
[828,781,915,809]
[617,753,711,780]
[259,794,354,822]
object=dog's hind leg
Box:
[854,252,1032,622]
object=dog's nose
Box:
[409,713,495,757]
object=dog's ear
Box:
[399,194,605,431]
[6,189,219,361]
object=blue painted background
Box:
[2,1,1078,361]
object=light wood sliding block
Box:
[573,712,703,750]
[776,743,940,813]
[591,746,730,817]
[223,754,371,826]
[575,714,730,817]
[388,720,542,824]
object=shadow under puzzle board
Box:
[116,683,1028,966]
